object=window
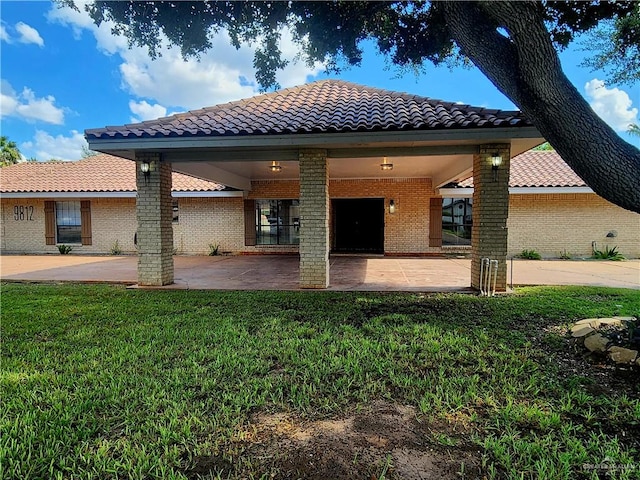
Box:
[442,198,472,246]
[172,200,179,223]
[255,199,300,245]
[56,201,82,243]
[45,200,91,246]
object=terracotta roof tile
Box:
[86,80,533,140]
[0,154,225,193]
[457,150,586,188]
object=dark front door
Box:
[333,198,384,253]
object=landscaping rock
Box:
[571,324,595,338]
[574,318,596,326]
[607,347,638,365]
[584,333,609,353]
[590,317,624,329]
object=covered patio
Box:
[85,80,545,291]
[2,255,639,290]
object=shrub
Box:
[559,249,571,260]
[208,243,220,256]
[592,245,625,261]
[520,249,541,260]
[57,244,73,255]
[110,240,122,255]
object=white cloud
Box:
[0,24,10,43]
[0,80,65,125]
[129,100,167,122]
[47,3,324,111]
[21,130,87,161]
[15,22,44,47]
[584,79,638,132]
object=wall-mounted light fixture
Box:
[270,161,282,173]
[490,153,502,181]
[389,199,396,214]
[380,156,393,171]
[606,230,618,238]
[140,160,151,182]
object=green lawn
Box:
[1,284,639,479]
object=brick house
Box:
[2,81,638,289]
[3,149,637,261]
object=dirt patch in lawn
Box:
[184,401,482,479]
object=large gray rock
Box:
[584,334,609,353]
[608,346,638,365]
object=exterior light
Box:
[140,161,150,174]
[389,199,396,214]
[380,156,393,171]
[490,153,502,181]
[270,161,282,173]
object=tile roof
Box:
[85,80,533,140]
[457,150,587,188]
[0,154,225,193]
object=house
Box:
[2,149,637,260]
[0,155,240,255]
[3,81,637,289]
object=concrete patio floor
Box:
[1,254,638,291]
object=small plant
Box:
[559,249,571,260]
[592,245,625,261]
[110,240,122,255]
[520,249,541,260]
[57,244,73,255]
[208,243,220,256]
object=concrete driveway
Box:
[1,255,638,291]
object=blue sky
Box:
[1,0,638,161]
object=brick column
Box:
[136,152,174,286]
[299,149,329,288]
[471,144,511,291]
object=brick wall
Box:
[330,178,435,254]
[470,145,511,291]
[299,149,329,288]
[508,193,640,258]
[136,154,173,285]
[2,187,638,260]
[173,197,244,255]
[0,198,137,254]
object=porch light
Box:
[490,153,502,181]
[140,160,151,182]
[389,199,396,214]
[380,156,393,171]
[491,153,502,169]
[270,161,282,173]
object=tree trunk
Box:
[442,1,640,214]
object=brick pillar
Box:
[471,144,511,291]
[136,152,174,286]
[299,149,329,288]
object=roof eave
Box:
[86,126,543,154]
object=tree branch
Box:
[443,1,640,213]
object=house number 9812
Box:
[14,205,34,221]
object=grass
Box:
[1,284,639,479]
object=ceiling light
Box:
[380,156,393,171]
[270,161,282,173]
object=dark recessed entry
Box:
[332,198,384,253]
